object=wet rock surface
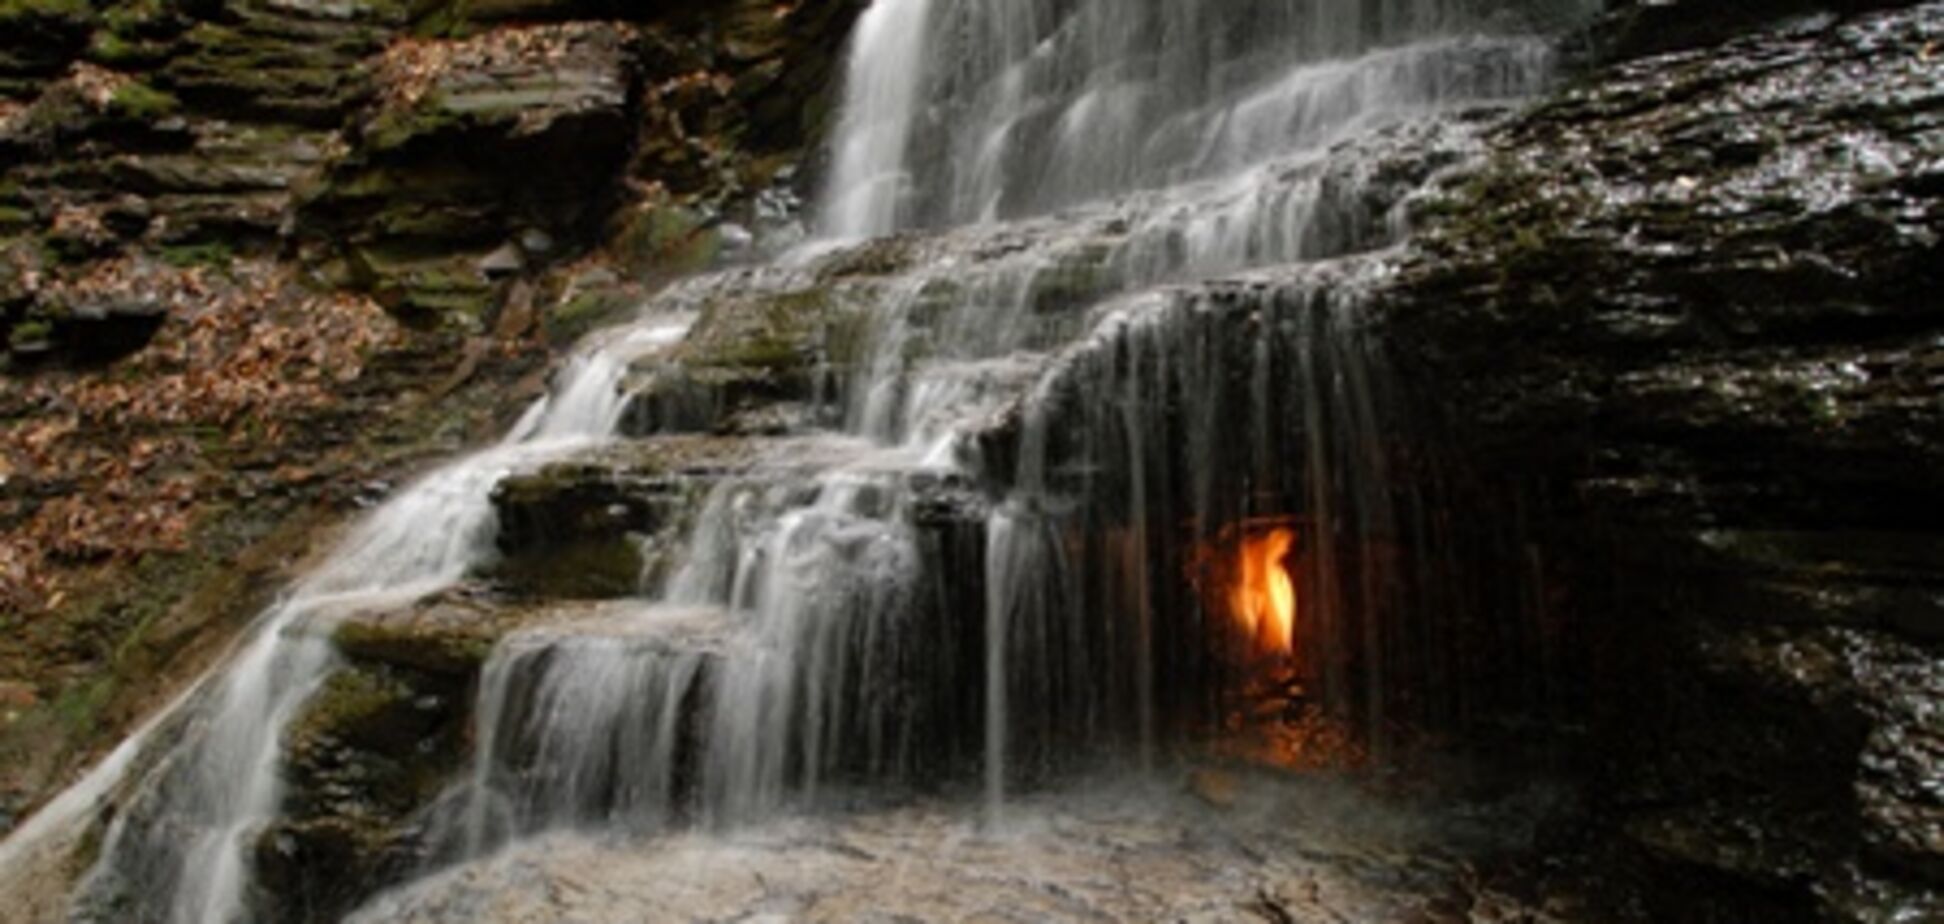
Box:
[1,0,866,353]
[1386,2,1944,917]
[230,6,1944,917]
[301,20,637,322]
[4,2,1940,922]
[270,660,471,924]
[0,0,863,880]
[347,774,1618,923]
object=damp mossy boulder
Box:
[265,661,469,924]
[332,595,518,676]
[619,286,867,435]
[489,461,667,600]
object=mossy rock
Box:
[86,0,187,69]
[432,0,614,26]
[610,200,721,278]
[1025,243,1116,316]
[98,0,182,41]
[333,599,507,676]
[485,536,645,599]
[6,317,54,354]
[346,245,498,327]
[0,0,92,23]
[543,281,635,346]
[0,204,33,235]
[360,96,471,154]
[272,660,468,923]
[680,285,870,373]
[157,240,234,270]
[160,19,380,125]
[288,665,430,755]
[487,457,685,598]
[105,79,178,120]
[611,285,866,433]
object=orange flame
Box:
[1230,527,1297,656]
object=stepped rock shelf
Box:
[1,1,1939,922]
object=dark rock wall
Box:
[1385,2,1942,917]
[0,0,866,349]
[1,0,1937,920]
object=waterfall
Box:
[819,0,940,238]
[43,318,684,923]
[1,1,1592,918]
[818,0,1560,236]
[814,0,1563,815]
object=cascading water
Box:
[819,0,1581,237]
[10,319,690,923]
[0,1,1597,919]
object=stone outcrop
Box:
[300,20,640,321]
[3,1,1938,921]
[0,0,864,850]
[0,0,867,356]
[1384,3,1943,917]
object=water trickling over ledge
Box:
[2,1,1602,920]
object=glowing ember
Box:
[1230,527,1297,656]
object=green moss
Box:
[545,287,630,345]
[158,241,234,269]
[611,201,720,277]
[345,246,495,325]
[0,205,32,232]
[1025,246,1112,315]
[368,203,487,240]
[334,619,496,676]
[100,0,167,36]
[364,96,467,151]
[409,0,470,37]
[8,318,53,351]
[107,79,179,119]
[490,538,644,599]
[88,30,136,63]
[49,674,114,737]
[675,286,864,381]
[1416,154,1596,288]
[290,667,413,750]
[0,0,91,22]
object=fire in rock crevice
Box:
[1197,520,1302,666]
[1230,525,1298,660]
[1193,519,1366,770]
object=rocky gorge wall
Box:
[0,0,863,836]
[0,0,1936,921]
[1384,1,1942,917]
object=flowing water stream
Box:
[1,1,1596,920]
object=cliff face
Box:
[1387,2,1942,916]
[0,0,861,833]
[0,0,1938,921]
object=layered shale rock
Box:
[0,0,866,356]
[1385,3,1944,917]
[300,20,639,322]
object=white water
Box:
[813,0,1563,819]
[819,0,1570,237]
[435,15,1559,858]
[3,1,1590,918]
[819,0,940,238]
[12,315,690,923]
